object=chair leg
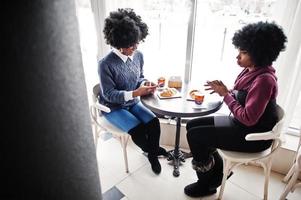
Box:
[218,159,231,200]
[120,135,130,173]
[280,165,299,200]
[91,107,100,149]
[261,159,272,200]
[292,182,301,192]
[283,163,295,183]
[284,138,301,182]
[93,124,99,149]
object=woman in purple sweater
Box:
[184,22,287,197]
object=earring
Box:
[119,48,124,53]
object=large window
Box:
[291,93,301,132]
[191,0,278,86]
[78,0,301,135]
[103,0,192,81]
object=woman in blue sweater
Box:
[98,8,167,174]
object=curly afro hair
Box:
[103,8,148,49]
[232,21,287,67]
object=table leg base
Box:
[167,150,192,177]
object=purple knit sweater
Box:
[223,66,278,126]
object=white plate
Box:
[192,104,206,109]
[186,96,195,101]
[157,88,181,99]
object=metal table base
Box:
[167,117,192,177]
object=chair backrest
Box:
[245,105,285,141]
[273,105,285,137]
[92,83,100,102]
[91,83,111,113]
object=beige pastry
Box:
[160,88,176,97]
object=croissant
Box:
[160,88,176,97]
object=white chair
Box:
[280,127,301,200]
[90,84,131,173]
[217,106,285,200]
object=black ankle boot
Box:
[184,171,219,198]
[184,181,216,197]
[184,152,219,198]
[148,155,161,174]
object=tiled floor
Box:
[97,132,301,200]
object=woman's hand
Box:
[144,81,157,87]
[133,84,157,97]
[204,80,229,97]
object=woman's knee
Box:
[187,127,215,146]
[186,118,198,131]
[186,116,214,131]
[186,120,193,131]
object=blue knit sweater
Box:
[98,50,146,110]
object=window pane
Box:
[191,0,300,134]
[191,0,278,87]
[104,0,192,81]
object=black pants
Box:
[186,115,272,162]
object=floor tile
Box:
[117,157,262,200]
[285,187,301,200]
[101,132,113,141]
[215,181,260,200]
[98,137,301,200]
[97,138,148,192]
[117,159,197,200]
[229,165,279,199]
[102,186,124,200]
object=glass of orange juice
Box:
[157,77,165,87]
[194,92,205,104]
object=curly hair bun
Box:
[232,21,287,67]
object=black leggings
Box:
[186,115,272,162]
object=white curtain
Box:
[276,0,301,133]
[90,0,110,60]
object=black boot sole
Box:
[184,185,217,198]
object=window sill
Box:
[281,133,300,152]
